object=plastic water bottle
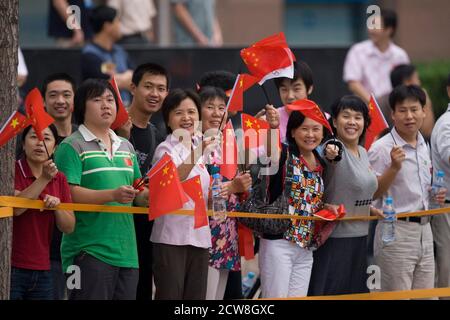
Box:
[382,196,396,244]
[242,272,256,298]
[211,173,227,221]
[429,170,445,209]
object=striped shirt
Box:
[54,125,141,271]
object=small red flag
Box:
[109,76,129,130]
[181,175,208,229]
[25,88,55,141]
[240,32,295,85]
[226,74,260,112]
[0,110,30,148]
[147,153,189,220]
[241,113,271,149]
[365,94,389,150]
[286,99,333,134]
[220,120,238,180]
[238,223,255,260]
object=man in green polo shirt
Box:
[55,78,148,300]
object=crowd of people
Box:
[9,5,450,301]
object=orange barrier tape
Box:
[0,207,13,218]
[264,287,450,300]
[0,196,449,221]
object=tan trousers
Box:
[431,205,450,299]
[374,219,435,298]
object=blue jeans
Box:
[10,267,53,300]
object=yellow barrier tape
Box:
[264,287,450,300]
[0,207,13,218]
[0,196,449,221]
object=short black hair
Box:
[131,62,170,88]
[161,89,201,134]
[389,84,426,111]
[198,70,236,92]
[381,9,398,37]
[73,78,119,125]
[89,5,117,34]
[199,86,227,105]
[274,60,313,93]
[447,73,450,87]
[390,64,416,88]
[41,73,77,97]
[286,110,326,157]
[330,95,371,143]
[21,123,59,144]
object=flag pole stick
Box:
[43,141,51,159]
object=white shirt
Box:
[368,127,432,213]
[343,40,410,98]
[108,0,156,36]
[431,103,450,199]
[18,47,28,77]
[150,134,212,248]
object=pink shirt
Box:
[343,40,410,98]
[277,106,289,143]
[150,134,212,248]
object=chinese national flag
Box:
[109,76,129,130]
[25,88,55,141]
[220,120,238,180]
[241,113,270,149]
[286,99,333,134]
[365,94,389,150]
[181,175,208,229]
[226,73,260,112]
[0,110,30,148]
[238,223,255,260]
[148,153,189,220]
[240,32,296,85]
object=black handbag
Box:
[239,149,293,235]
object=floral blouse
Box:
[208,194,242,271]
[284,153,324,248]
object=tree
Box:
[0,0,19,300]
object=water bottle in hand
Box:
[211,173,227,221]
[242,271,256,298]
[382,196,396,244]
[429,170,445,209]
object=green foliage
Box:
[416,60,450,119]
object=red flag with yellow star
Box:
[226,74,260,112]
[181,175,208,229]
[147,153,189,220]
[24,88,55,141]
[365,94,389,150]
[109,76,129,130]
[241,113,271,149]
[220,120,238,180]
[0,110,30,148]
[286,99,333,134]
[240,32,296,85]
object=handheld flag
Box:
[240,32,296,85]
[110,76,129,130]
[220,120,238,180]
[365,94,389,150]
[286,99,333,134]
[241,113,271,149]
[226,73,260,112]
[148,153,189,220]
[0,110,30,148]
[181,175,208,229]
[24,88,55,141]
